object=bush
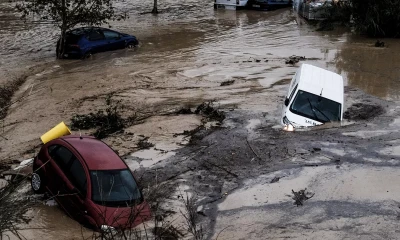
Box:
[71,95,126,139]
[351,0,400,37]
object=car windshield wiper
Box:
[312,104,331,122]
[307,98,321,122]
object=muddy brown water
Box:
[1,0,400,239]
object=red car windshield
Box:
[90,169,142,207]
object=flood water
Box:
[1,0,399,100]
[1,0,400,238]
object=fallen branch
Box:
[246,139,261,160]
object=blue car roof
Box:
[68,27,117,36]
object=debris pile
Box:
[344,103,385,121]
[285,55,306,65]
[137,137,155,150]
[195,101,225,122]
[70,95,126,139]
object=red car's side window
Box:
[48,144,88,196]
[49,145,73,172]
[69,157,87,196]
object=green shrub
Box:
[351,0,400,37]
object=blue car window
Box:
[103,30,120,40]
[88,30,105,41]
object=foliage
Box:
[316,1,352,31]
[316,0,400,37]
[15,0,126,57]
[180,195,204,240]
[0,177,31,239]
[350,0,400,37]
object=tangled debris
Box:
[344,103,385,121]
[70,95,128,139]
[137,137,155,150]
[0,177,32,238]
[195,101,225,122]
[285,55,306,65]
[291,188,314,206]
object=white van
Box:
[214,0,249,10]
[281,64,344,129]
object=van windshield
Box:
[91,169,142,207]
[290,90,341,123]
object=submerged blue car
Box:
[57,27,139,59]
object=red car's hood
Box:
[89,201,151,229]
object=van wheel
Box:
[31,171,46,194]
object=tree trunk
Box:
[152,0,158,14]
[57,0,67,59]
[57,28,67,59]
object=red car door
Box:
[46,144,76,218]
[46,144,87,222]
[61,154,89,223]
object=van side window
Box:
[68,158,87,196]
[50,145,73,171]
[289,84,298,102]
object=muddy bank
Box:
[134,87,399,239]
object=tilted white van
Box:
[281,64,344,129]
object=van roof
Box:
[297,64,343,104]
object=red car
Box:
[31,135,151,230]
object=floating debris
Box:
[375,40,385,48]
[291,188,315,206]
[220,80,235,86]
[270,176,281,183]
[285,55,306,65]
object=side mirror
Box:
[284,98,289,106]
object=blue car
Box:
[57,27,139,59]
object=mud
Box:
[1,0,400,239]
[344,103,386,121]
